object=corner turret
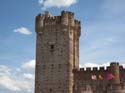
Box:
[106,62,124,93]
[35,14,44,33]
[110,62,120,84]
[61,11,69,25]
[61,11,76,26]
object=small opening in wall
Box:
[50,44,55,52]
[50,44,54,50]
[50,89,52,93]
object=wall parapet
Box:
[73,62,125,73]
[36,11,81,27]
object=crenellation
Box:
[65,64,125,74]
[110,62,119,66]
[67,11,74,17]
[74,20,78,27]
[44,16,56,26]
[106,66,110,71]
[73,66,118,73]
[93,67,98,71]
[44,11,52,17]
[79,68,84,71]
[36,11,81,28]
[99,67,105,71]
[74,20,81,27]
[120,65,124,70]
[86,67,91,71]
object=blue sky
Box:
[0,0,125,93]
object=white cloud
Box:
[16,68,21,72]
[0,65,20,91]
[122,64,125,68]
[0,76,21,91]
[83,63,100,68]
[14,27,32,35]
[23,73,34,80]
[79,64,84,68]
[22,60,35,70]
[0,65,11,76]
[38,0,78,9]
[0,65,34,92]
[80,62,112,70]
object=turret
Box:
[35,14,44,33]
[110,62,120,84]
[106,62,124,93]
[68,12,74,26]
[44,11,52,17]
[61,11,75,26]
[61,11,68,25]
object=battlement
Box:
[78,66,105,72]
[110,62,119,66]
[74,20,81,28]
[35,11,81,30]
[73,62,125,73]
[61,10,74,18]
[44,15,61,25]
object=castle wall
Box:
[73,63,125,93]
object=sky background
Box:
[0,0,125,93]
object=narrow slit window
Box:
[50,44,55,52]
[50,44,54,50]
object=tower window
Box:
[50,44,55,52]
[50,44,54,50]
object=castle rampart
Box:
[73,62,125,93]
[35,11,81,29]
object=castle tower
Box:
[107,62,123,93]
[110,62,120,84]
[35,11,81,93]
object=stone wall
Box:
[73,62,125,93]
[35,11,81,93]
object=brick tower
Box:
[107,63,124,93]
[35,11,81,93]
